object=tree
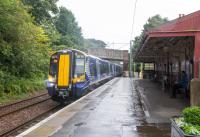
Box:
[84,39,106,49]
[132,15,168,72]
[132,14,168,52]
[143,14,168,32]
[41,20,61,47]
[54,7,84,49]
[22,0,61,49]
[22,0,59,24]
[0,0,49,78]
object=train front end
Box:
[46,50,73,100]
[47,50,88,102]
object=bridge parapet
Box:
[88,48,128,61]
[88,48,129,71]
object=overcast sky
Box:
[57,0,200,50]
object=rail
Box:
[0,93,59,137]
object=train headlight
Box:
[48,75,55,82]
[72,78,82,84]
[77,79,81,82]
[72,78,77,84]
[72,75,85,84]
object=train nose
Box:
[46,81,56,96]
[57,54,71,88]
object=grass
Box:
[0,80,46,105]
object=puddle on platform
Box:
[136,123,171,137]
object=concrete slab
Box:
[135,79,189,123]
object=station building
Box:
[133,10,200,105]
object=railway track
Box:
[0,80,109,136]
[0,93,60,137]
[0,93,50,117]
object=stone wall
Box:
[190,78,200,106]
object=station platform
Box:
[17,78,171,137]
[135,79,189,123]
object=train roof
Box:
[87,55,102,60]
[71,49,88,56]
[53,49,122,68]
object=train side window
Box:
[109,64,112,75]
[100,61,104,76]
[90,60,97,77]
[105,62,109,75]
[74,53,85,77]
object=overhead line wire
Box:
[130,0,138,39]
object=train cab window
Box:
[49,55,58,77]
[74,53,85,77]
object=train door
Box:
[73,51,86,80]
[89,58,97,82]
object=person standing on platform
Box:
[172,71,188,98]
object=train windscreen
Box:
[49,54,58,77]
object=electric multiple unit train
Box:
[46,49,122,103]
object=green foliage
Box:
[0,77,45,104]
[0,0,49,100]
[175,117,200,136]
[181,124,200,135]
[0,0,103,103]
[41,20,61,46]
[183,107,200,126]
[53,45,74,51]
[58,35,77,47]
[175,107,200,136]
[54,7,84,49]
[132,15,168,55]
[83,39,106,51]
[0,0,49,77]
[22,0,59,24]
[143,15,168,32]
[55,7,76,35]
[0,70,45,95]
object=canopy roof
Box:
[134,10,200,63]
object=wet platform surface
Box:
[18,78,171,137]
[135,79,189,123]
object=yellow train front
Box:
[46,49,122,103]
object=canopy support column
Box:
[194,33,200,78]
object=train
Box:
[46,49,122,103]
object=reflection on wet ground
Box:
[133,78,189,137]
[51,78,171,137]
[21,78,172,137]
[136,123,170,137]
[130,79,171,137]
